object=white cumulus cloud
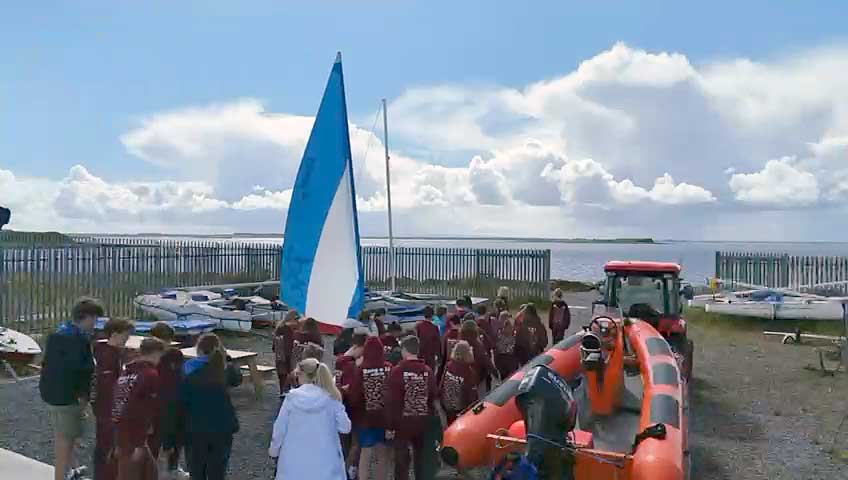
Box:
[6,41,848,240]
[729,158,819,207]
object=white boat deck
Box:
[0,448,53,478]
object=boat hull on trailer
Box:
[706,300,843,321]
[365,292,488,324]
[440,319,688,479]
[95,317,217,338]
[134,292,253,332]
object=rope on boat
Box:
[522,433,627,470]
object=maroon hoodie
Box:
[415,320,441,370]
[515,320,549,365]
[93,342,125,420]
[349,337,392,428]
[460,331,495,382]
[441,329,460,373]
[272,324,295,367]
[112,360,160,450]
[549,301,571,340]
[380,333,402,362]
[440,359,478,420]
[386,358,437,438]
[290,330,323,370]
[335,354,357,399]
[492,317,517,356]
[475,314,496,353]
[157,348,184,402]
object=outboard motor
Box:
[513,365,577,480]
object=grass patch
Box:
[0,231,76,247]
[685,306,846,337]
[550,279,597,293]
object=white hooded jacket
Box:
[269,383,352,480]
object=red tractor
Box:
[598,261,694,379]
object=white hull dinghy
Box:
[0,327,41,364]
[706,299,844,321]
[134,290,252,332]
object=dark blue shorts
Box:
[356,427,385,448]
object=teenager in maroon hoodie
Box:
[473,304,496,352]
[415,306,441,371]
[548,288,572,344]
[440,314,462,379]
[492,311,519,379]
[93,318,132,480]
[385,336,438,480]
[440,340,478,425]
[336,331,367,393]
[515,304,549,366]
[459,320,496,394]
[290,317,323,373]
[348,336,392,480]
[149,322,187,476]
[335,330,367,477]
[453,297,469,320]
[285,343,325,391]
[113,338,166,480]
[380,322,405,365]
[272,310,300,396]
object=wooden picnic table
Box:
[181,347,264,399]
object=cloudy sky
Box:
[2,2,848,240]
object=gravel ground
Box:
[2,291,848,479]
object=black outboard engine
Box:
[514,365,577,480]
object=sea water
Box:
[137,236,848,285]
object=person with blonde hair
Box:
[269,358,351,480]
[493,311,518,379]
[496,286,510,309]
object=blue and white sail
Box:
[280,52,365,331]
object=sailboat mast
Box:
[382,99,396,292]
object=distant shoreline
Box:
[70,232,657,245]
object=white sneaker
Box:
[347,465,358,480]
[174,468,190,480]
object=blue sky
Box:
[3,1,846,178]
[2,2,848,239]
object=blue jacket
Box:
[39,322,93,406]
[180,360,239,435]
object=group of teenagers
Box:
[269,289,572,480]
[36,290,572,480]
[39,297,242,480]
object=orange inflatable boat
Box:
[440,315,690,480]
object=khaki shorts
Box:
[47,402,85,440]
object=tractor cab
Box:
[599,261,693,379]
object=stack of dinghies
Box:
[440,315,690,480]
